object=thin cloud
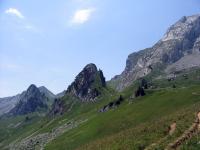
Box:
[0,63,22,72]
[24,25,39,32]
[70,8,95,25]
[5,8,25,19]
[25,25,34,30]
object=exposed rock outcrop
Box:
[66,63,106,101]
[50,63,106,116]
[9,119,88,150]
[110,14,200,91]
[99,95,124,112]
[135,86,145,97]
[49,98,65,115]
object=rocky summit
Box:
[110,14,200,91]
[9,84,48,115]
[66,63,106,101]
[49,63,106,116]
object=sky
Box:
[0,0,200,97]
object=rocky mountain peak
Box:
[66,63,106,101]
[0,85,56,116]
[26,84,39,95]
[161,14,200,42]
[110,14,200,91]
[49,64,106,116]
[84,63,98,72]
[9,84,48,115]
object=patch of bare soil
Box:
[166,112,200,150]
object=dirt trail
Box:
[144,122,177,150]
[165,112,200,150]
[145,112,200,150]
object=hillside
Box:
[45,69,200,150]
[0,14,200,150]
[0,68,199,150]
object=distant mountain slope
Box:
[55,90,66,98]
[0,85,55,116]
[9,84,49,115]
[0,94,21,116]
[110,14,200,91]
[39,86,56,100]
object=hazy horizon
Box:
[0,0,200,97]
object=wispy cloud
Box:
[25,25,34,30]
[5,8,25,19]
[70,8,95,25]
[0,61,23,72]
[24,24,40,33]
[3,8,42,35]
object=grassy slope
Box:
[0,113,46,149]
[0,69,200,150]
[45,69,200,150]
[39,86,118,134]
[0,87,117,149]
[181,136,200,150]
[45,86,200,150]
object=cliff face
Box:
[110,14,200,91]
[50,63,106,116]
[66,63,106,101]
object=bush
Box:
[135,86,145,97]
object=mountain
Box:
[50,63,106,115]
[39,86,56,100]
[0,94,21,116]
[9,84,49,115]
[55,90,66,98]
[110,14,200,91]
[1,14,200,150]
[66,63,106,101]
[0,86,55,116]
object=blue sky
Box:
[0,0,200,97]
